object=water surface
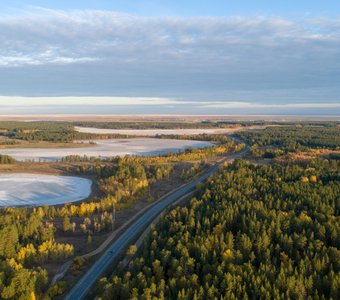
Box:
[0,174,92,207]
[0,138,212,161]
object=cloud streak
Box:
[0,96,179,106]
[1,96,339,109]
[202,102,340,109]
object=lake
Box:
[0,138,212,161]
[0,174,92,207]
[74,126,226,136]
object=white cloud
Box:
[1,96,339,111]
[0,8,339,68]
[201,102,340,109]
[0,96,181,106]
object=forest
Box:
[0,139,236,298]
[0,121,242,143]
[97,158,339,299]
[0,122,339,298]
[0,122,135,142]
[235,125,340,151]
[0,156,187,298]
[1,121,339,146]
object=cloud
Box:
[202,102,340,109]
[0,8,339,69]
[1,96,339,110]
[0,96,180,106]
[0,7,339,109]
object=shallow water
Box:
[0,138,212,162]
[0,174,92,207]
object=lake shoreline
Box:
[0,174,92,207]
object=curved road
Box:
[65,147,248,300]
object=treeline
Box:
[0,121,69,132]
[0,121,133,143]
[0,154,16,164]
[1,121,339,144]
[0,121,238,143]
[73,121,231,129]
[235,125,340,151]
[73,121,340,130]
[155,134,231,142]
[118,141,244,165]
[97,159,340,299]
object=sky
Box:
[0,0,339,115]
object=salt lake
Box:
[0,138,212,162]
[0,174,92,207]
[74,126,226,136]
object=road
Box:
[65,146,248,300]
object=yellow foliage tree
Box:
[223,249,233,260]
[300,176,309,183]
[17,243,36,264]
[309,175,317,182]
[30,291,36,300]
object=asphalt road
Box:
[65,147,248,300]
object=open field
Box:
[0,138,213,161]
[0,174,92,207]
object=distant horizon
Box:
[0,113,339,122]
[1,96,339,116]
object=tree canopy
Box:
[97,159,340,299]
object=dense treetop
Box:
[235,125,340,150]
[97,159,340,299]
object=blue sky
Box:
[0,1,339,115]
[2,1,340,17]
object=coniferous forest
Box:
[98,158,339,299]
[0,122,339,299]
